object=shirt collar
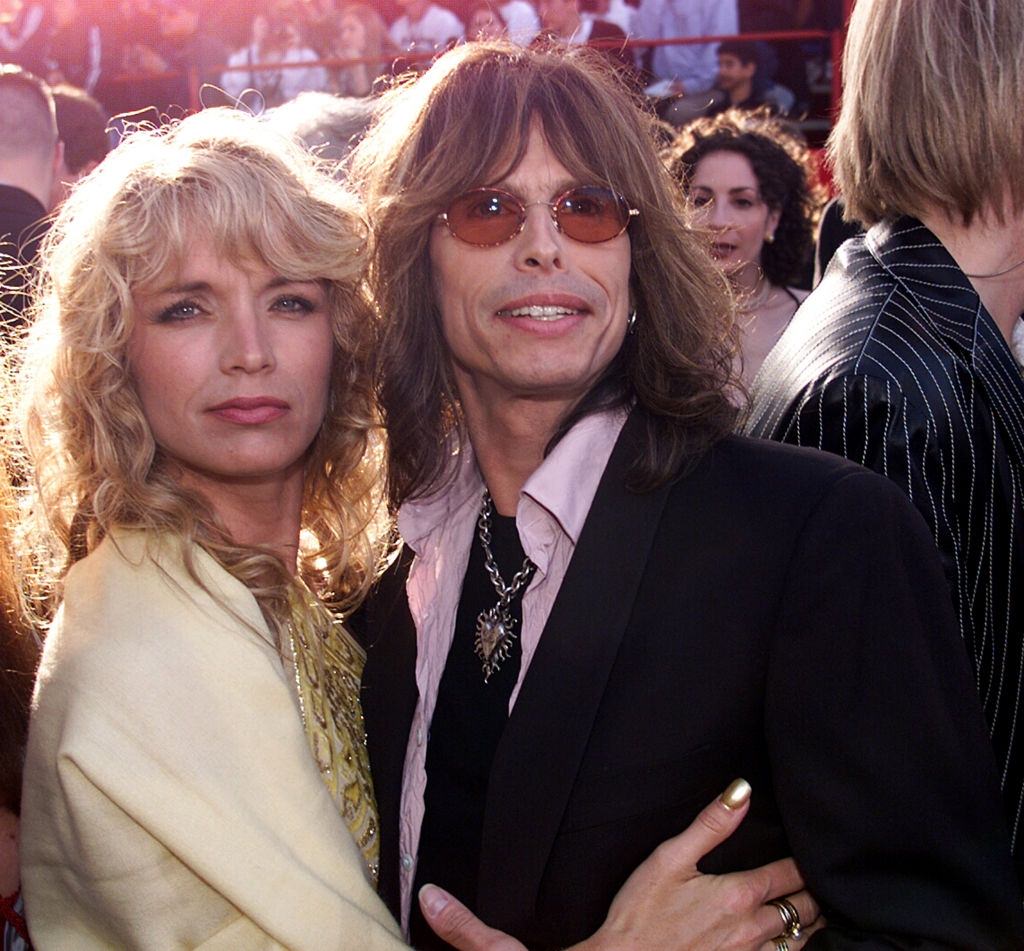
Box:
[519,408,627,545]
[397,408,628,552]
[397,436,481,555]
[1012,317,1024,369]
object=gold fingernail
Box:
[720,778,751,810]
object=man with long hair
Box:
[746,0,1024,880]
[351,41,1022,950]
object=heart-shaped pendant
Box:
[474,605,515,682]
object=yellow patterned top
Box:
[289,585,379,884]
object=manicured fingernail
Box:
[419,884,449,917]
[721,778,751,810]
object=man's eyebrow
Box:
[492,175,580,197]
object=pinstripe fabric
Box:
[745,217,1024,867]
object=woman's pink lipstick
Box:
[207,397,289,425]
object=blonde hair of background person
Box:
[830,0,1024,227]
[743,0,1024,879]
[264,91,378,173]
[12,108,408,950]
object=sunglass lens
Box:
[447,190,522,245]
[556,187,629,242]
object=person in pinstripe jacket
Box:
[745,0,1024,877]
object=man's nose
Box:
[514,203,565,272]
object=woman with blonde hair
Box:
[14,107,407,949]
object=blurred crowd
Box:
[0,0,844,118]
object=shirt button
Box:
[416,727,424,746]
[401,853,413,870]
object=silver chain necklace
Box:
[964,256,1024,279]
[473,491,536,683]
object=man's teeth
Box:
[499,305,580,319]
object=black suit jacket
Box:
[745,218,1024,874]
[360,421,1023,949]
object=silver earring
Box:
[626,309,637,335]
[764,231,775,244]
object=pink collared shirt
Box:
[394,409,628,930]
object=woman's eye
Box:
[734,198,754,209]
[691,194,712,208]
[155,300,203,323]
[273,295,317,314]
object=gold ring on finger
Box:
[769,897,803,940]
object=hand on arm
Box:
[420,780,822,951]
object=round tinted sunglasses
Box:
[438,185,639,247]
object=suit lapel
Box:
[358,548,418,917]
[871,217,1024,471]
[477,412,673,931]
[971,317,1024,473]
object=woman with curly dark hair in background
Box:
[664,110,824,387]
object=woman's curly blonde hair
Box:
[11,108,387,642]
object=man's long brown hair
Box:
[351,42,739,509]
